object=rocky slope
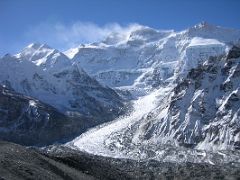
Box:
[43,144,240,180]
[1,141,240,180]
[0,141,95,180]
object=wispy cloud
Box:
[24,21,141,50]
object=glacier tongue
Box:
[69,86,173,158]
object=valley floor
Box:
[1,141,240,180]
[45,146,240,180]
[0,141,95,180]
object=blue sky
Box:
[0,0,240,56]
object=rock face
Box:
[0,85,100,146]
[144,46,240,150]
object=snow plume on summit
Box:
[24,21,142,51]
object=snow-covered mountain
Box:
[68,23,240,162]
[1,22,240,160]
[0,44,124,118]
[0,44,126,145]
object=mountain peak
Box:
[27,43,42,49]
[26,43,52,50]
[19,43,60,58]
[14,43,70,69]
[195,21,215,28]
[185,22,240,43]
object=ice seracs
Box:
[181,37,227,73]
[69,86,173,157]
